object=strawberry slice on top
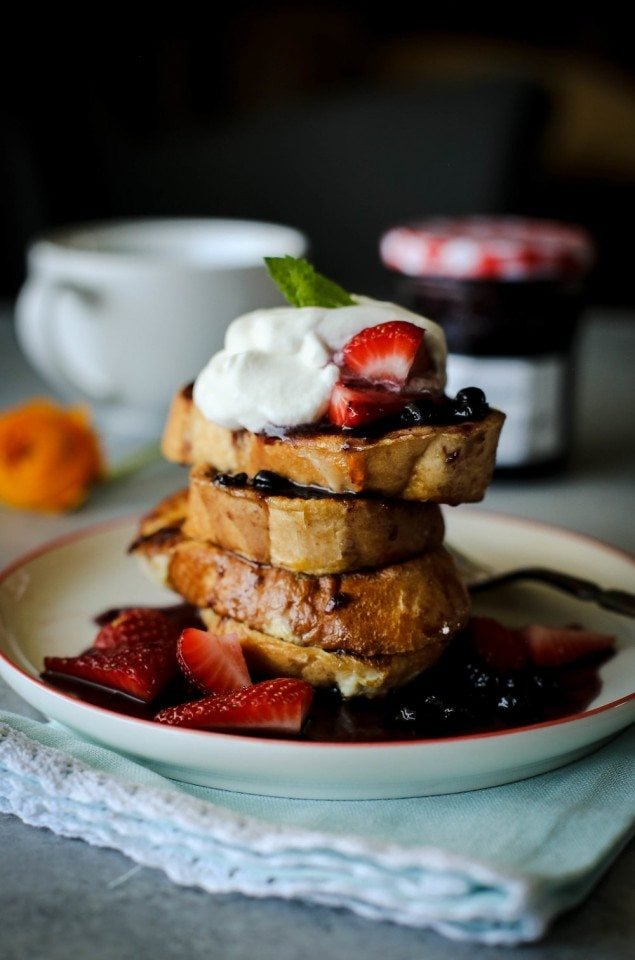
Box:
[155,677,314,735]
[341,320,430,387]
[177,627,251,695]
[328,381,409,428]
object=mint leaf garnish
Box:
[265,256,355,308]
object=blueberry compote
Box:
[214,469,358,500]
[43,605,611,740]
[262,387,490,441]
[304,633,609,742]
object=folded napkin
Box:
[0,710,633,947]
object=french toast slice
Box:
[185,466,445,574]
[199,609,446,698]
[130,491,470,659]
[162,386,504,504]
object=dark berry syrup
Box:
[42,605,611,741]
[262,387,491,442]
[304,633,608,742]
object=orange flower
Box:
[0,399,104,513]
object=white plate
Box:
[0,512,633,799]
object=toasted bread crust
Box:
[168,541,468,657]
[162,387,504,503]
[199,609,446,698]
[129,489,186,540]
[185,466,445,574]
[131,493,469,658]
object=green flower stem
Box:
[104,441,162,484]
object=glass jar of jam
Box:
[380,217,594,476]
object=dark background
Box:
[1,4,634,303]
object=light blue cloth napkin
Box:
[0,710,633,947]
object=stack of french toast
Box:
[130,258,504,697]
[131,383,503,699]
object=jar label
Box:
[446,354,567,467]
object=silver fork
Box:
[448,547,635,618]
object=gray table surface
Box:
[0,305,633,960]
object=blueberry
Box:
[440,702,470,731]
[390,694,444,732]
[453,387,489,420]
[252,470,289,492]
[393,704,418,724]
[400,402,425,425]
[216,472,248,487]
[421,693,445,713]
[463,660,496,693]
[456,387,487,408]
[528,671,553,695]
[495,691,536,725]
[400,401,436,425]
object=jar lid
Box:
[380,216,594,280]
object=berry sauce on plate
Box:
[41,605,612,741]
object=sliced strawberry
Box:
[177,627,251,695]
[44,635,177,702]
[468,616,529,672]
[94,607,179,650]
[521,625,615,667]
[155,677,314,735]
[328,381,408,427]
[341,320,430,387]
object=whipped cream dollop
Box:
[193,296,447,433]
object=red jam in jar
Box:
[380,217,595,476]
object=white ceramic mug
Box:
[15,218,308,436]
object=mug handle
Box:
[15,278,117,400]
